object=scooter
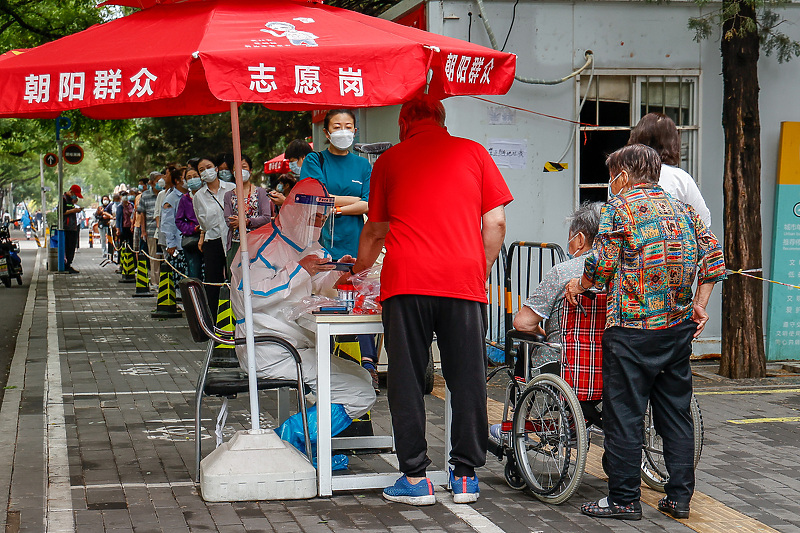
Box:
[0,221,23,287]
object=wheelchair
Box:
[487,293,704,504]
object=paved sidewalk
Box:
[2,244,800,532]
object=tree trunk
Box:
[719,0,767,379]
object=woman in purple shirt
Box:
[176,167,204,279]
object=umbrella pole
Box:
[230,102,260,432]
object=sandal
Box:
[581,497,642,520]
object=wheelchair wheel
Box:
[640,394,704,492]
[504,453,527,490]
[513,373,587,504]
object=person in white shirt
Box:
[628,113,712,228]
[193,156,235,316]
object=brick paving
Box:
[1,242,800,532]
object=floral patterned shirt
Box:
[583,185,726,329]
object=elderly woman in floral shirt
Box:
[566,144,725,521]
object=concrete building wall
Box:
[357,0,800,345]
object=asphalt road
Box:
[0,230,38,407]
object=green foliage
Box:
[689,0,800,63]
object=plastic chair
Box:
[180,278,312,482]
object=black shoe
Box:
[66,266,79,274]
[581,498,642,520]
[658,497,690,519]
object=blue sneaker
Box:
[383,475,436,506]
[450,470,480,503]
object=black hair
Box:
[323,109,356,131]
[138,177,149,185]
[241,154,253,170]
[285,139,313,160]
[215,152,234,170]
[186,157,200,171]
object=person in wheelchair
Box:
[489,202,604,445]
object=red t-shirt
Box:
[369,122,513,303]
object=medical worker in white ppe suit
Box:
[229,178,376,460]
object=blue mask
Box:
[138,184,145,191]
[608,171,624,199]
[127,195,135,202]
[288,160,301,175]
[276,183,284,193]
[187,177,203,191]
[218,169,233,182]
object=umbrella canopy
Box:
[0,0,516,117]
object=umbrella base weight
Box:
[200,430,316,501]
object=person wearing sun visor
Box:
[229,178,376,464]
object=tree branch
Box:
[0,1,59,39]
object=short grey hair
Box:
[566,201,603,243]
[605,144,661,185]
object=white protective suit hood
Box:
[229,178,375,419]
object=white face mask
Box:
[200,168,217,183]
[608,171,624,199]
[241,169,251,182]
[328,130,354,150]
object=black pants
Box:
[602,320,697,506]
[64,229,78,268]
[382,295,488,478]
[202,238,226,319]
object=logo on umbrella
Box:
[261,21,318,47]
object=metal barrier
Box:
[485,244,507,363]
[502,241,566,367]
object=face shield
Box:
[276,179,335,251]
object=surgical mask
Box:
[155,179,165,191]
[102,199,109,206]
[276,183,284,193]
[328,130,354,150]
[127,195,135,202]
[241,169,251,182]
[566,232,583,259]
[138,184,145,191]
[218,169,233,182]
[608,171,624,199]
[187,177,203,191]
[288,160,301,175]
[200,168,217,183]
[72,195,79,201]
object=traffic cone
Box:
[210,286,239,368]
[132,254,153,297]
[119,247,135,283]
[151,268,182,318]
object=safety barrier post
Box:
[151,266,182,318]
[119,246,135,283]
[132,253,153,297]
[210,285,239,368]
[89,231,94,248]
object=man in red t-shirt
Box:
[352,95,513,505]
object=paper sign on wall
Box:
[488,106,516,125]
[487,138,527,169]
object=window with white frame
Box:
[575,72,700,204]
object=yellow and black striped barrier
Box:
[210,286,239,368]
[118,247,135,284]
[131,254,153,298]
[151,267,182,319]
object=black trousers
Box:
[382,295,488,478]
[202,238,226,319]
[64,229,78,268]
[602,320,697,506]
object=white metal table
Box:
[298,313,451,497]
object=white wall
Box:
[366,0,800,341]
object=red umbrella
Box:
[0,0,515,117]
[264,142,313,174]
[0,0,516,435]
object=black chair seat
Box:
[204,371,311,397]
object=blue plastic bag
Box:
[277,403,351,471]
